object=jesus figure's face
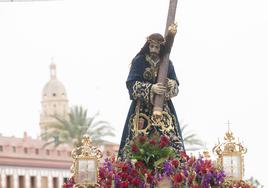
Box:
[149,41,160,59]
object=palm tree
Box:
[41,105,115,147]
[246,177,264,188]
[181,123,205,151]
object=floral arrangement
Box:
[99,157,151,188]
[98,154,226,187]
[63,132,255,188]
[124,133,177,170]
[98,132,226,187]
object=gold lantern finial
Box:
[212,122,247,181]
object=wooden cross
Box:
[165,0,178,36]
[153,0,178,120]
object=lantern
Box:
[71,134,103,188]
[213,127,247,181]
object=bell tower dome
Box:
[39,59,69,136]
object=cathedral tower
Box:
[39,61,69,136]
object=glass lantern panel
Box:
[222,155,241,179]
[77,159,97,184]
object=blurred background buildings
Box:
[0,63,118,188]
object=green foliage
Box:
[125,132,176,170]
[41,105,115,148]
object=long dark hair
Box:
[135,33,165,58]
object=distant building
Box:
[39,62,69,136]
[0,62,118,188]
[0,63,71,188]
[0,132,71,188]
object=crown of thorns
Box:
[146,37,166,45]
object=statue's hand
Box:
[167,79,176,90]
[168,23,177,35]
[165,79,179,99]
[151,83,166,95]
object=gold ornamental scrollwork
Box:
[131,113,152,135]
[132,111,174,135]
[71,134,103,188]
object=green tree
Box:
[181,123,205,151]
[41,105,115,147]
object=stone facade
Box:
[0,132,118,188]
[0,132,72,188]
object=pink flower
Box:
[187,156,196,166]
[171,159,179,168]
[135,161,144,169]
[63,177,75,188]
[118,172,128,179]
[107,171,114,179]
[121,164,129,172]
[149,139,157,145]
[138,135,147,143]
[98,167,105,179]
[127,175,133,182]
[131,177,141,186]
[160,135,169,147]
[131,144,139,153]
[146,173,154,183]
[119,181,129,188]
[161,135,169,141]
[180,151,189,160]
[173,172,184,185]
[130,169,138,176]
[141,168,148,174]
[199,160,213,174]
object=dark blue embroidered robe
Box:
[118,54,185,158]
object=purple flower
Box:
[114,174,120,187]
[213,170,226,185]
[183,167,188,177]
[104,158,114,172]
[163,161,173,176]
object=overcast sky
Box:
[0,0,267,185]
